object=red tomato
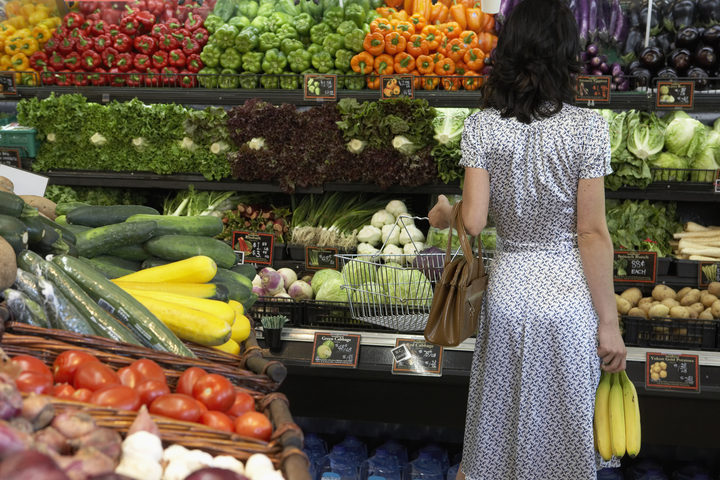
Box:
[228,392,255,417]
[16,372,53,394]
[135,379,170,406]
[200,411,234,432]
[234,411,273,441]
[12,355,52,380]
[72,388,93,402]
[52,383,76,399]
[197,400,208,415]
[192,374,235,412]
[73,362,121,391]
[117,366,142,389]
[90,385,141,411]
[129,359,166,383]
[52,350,99,384]
[176,367,207,396]
[149,394,203,422]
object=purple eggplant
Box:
[628,3,641,28]
[671,0,697,31]
[639,46,666,71]
[617,78,631,91]
[587,43,600,56]
[629,66,652,89]
[579,0,590,43]
[589,56,603,68]
[687,66,710,90]
[622,28,644,63]
[702,24,720,48]
[694,45,717,68]
[589,0,598,40]
[640,3,663,36]
[698,0,720,25]
[599,61,610,74]
[669,48,692,73]
[676,26,701,49]
[591,69,604,76]
[611,62,623,77]
[654,32,673,54]
[608,0,618,38]
[597,0,608,41]
[627,59,641,71]
[657,66,679,79]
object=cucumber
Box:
[2,288,50,328]
[52,255,196,358]
[19,214,47,244]
[55,202,90,217]
[68,205,159,227]
[126,214,224,237]
[64,223,91,236]
[82,257,135,279]
[214,267,253,290]
[230,263,257,280]
[91,255,141,272]
[76,221,157,258]
[34,214,76,245]
[144,235,237,269]
[0,215,28,253]
[211,268,253,305]
[37,276,96,335]
[12,268,44,305]
[141,257,170,269]
[18,250,143,346]
[113,244,151,261]
[0,191,29,217]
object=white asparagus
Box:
[689,255,720,261]
[673,230,720,239]
[680,246,720,257]
[684,221,709,232]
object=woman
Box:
[428,0,626,477]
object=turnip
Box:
[252,275,262,288]
[21,393,54,431]
[276,268,297,290]
[244,454,275,480]
[252,286,267,297]
[398,225,425,246]
[273,292,291,300]
[259,269,284,296]
[51,410,96,439]
[381,225,400,246]
[288,280,313,300]
[356,225,382,246]
[370,210,395,229]
[382,244,404,264]
[122,431,163,463]
[385,200,408,218]
[0,450,69,480]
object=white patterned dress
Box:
[459,105,614,480]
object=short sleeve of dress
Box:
[459,113,487,169]
[579,114,613,179]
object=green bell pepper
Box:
[323,7,344,31]
[259,32,280,51]
[292,13,314,35]
[219,68,240,88]
[242,51,264,73]
[279,74,299,89]
[288,48,311,72]
[235,26,259,53]
[257,2,275,17]
[344,4,366,28]
[260,75,279,88]
[311,50,333,73]
[345,73,365,90]
[336,20,357,36]
[300,0,323,21]
[310,22,332,45]
[344,28,365,52]
[220,47,243,70]
[212,24,239,49]
[328,69,345,89]
[262,48,287,74]
[281,38,304,56]
[369,0,384,9]
[322,33,343,55]
[365,11,381,24]
[204,15,225,34]
[321,0,340,12]
[237,0,259,20]
[229,16,251,30]
[269,12,293,32]
[276,24,298,41]
[239,72,259,88]
[198,67,220,88]
[334,48,353,72]
[307,43,323,55]
[200,44,222,67]
[275,0,300,16]
[250,15,270,33]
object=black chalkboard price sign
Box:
[645,352,699,392]
[0,73,17,96]
[306,246,338,270]
[0,148,20,168]
[392,338,443,376]
[310,332,361,368]
[715,169,720,193]
[613,251,658,283]
[304,74,337,101]
[575,76,610,103]
[232,231,274,265]
[656,80,694,108]
[380,75,414,99]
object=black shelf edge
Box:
[607,186,720,202]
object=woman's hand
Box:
[597,320,627,373]
[429,194,453,229]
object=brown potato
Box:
[638,297,653,308]
[708,282,720,298]
[20,195,57,220]
[688,303,706,316]
[699,308,714,320]
[648,304,670,318]
[712,300,720,319]
[639,302,653,314]
[615,294,632,315]
[669,306,690,319]
[680,289,701,306]
[627,307,647,319]
[661,298,680,308]
[688,310,699,319]
[0,176,12,193]
[652,284,676,301]
[0,237,17,290]
[620,287,643,307]
[676,287,693,300]
[701,293,719,308]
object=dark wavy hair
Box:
[483,0,581,124]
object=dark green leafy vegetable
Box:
[605,199,681,256]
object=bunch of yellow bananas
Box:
[594,371,641,461]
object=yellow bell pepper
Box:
[0,24,17,36]
[4,37,22,55]
[31,24,50,44]
[5,1,23,17]
[29,10,48,25]
[0,55,12,71]
[20,71,38,86]
[10,52,29,71]
[21,4,36,17]
[7,16,28,30]
[18,37,37,55]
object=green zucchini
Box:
[33,214,76,245]
[52,255,196,357]
[55,202,90,217]
[55,215,67,225]
[0,215,29,253]
[144,235,237,269]
[82,257,135,279]
[230,263,257,280]
[211,268,253,305]
[68,205,159,227]
[18,250,143,346]
[113,244,151,261]
[126,214,224,237]
[64,223,91,236]
[12,268,44,305]
[37,276,96,335]
[91,255,141,272]
[141,257,170,269]
[0,191,30,217]
[2,288,50,328]
[19,214,47,244]
[76,221,157,258]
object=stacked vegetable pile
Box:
[197,0,375,89]
[605,199,681,257]
[354,199,427,263]
[36,1,214,87]
[352,1,497,91]
[672,221,720,262]
[0,0,61,85]
[615,283,720,321]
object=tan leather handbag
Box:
[424,201,488,347]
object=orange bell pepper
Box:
[481,13,495,32]
[406,34,429,57]
[421,26,443,50]
[421,75,440,90]
[466,6,483,32]
[445,38,467,63]
[351,51,374,74]
[449,1,467,30]
[412,0,431,23]
[409,13,426,33]
[454,61,468,75]
[415,54,434,74]
[438,0,453,6]
[376,7,398,17]
[440,21,461,39]
[477,32,497,52]
[430,51,445,64]
[370,18,393,34]
[441,76,461,91]
[363,32,386,55]
[409,69,423,89]
[390,9,409,21]
[384,31,407,55]
[367,73,381,90]
[384,0,403,8]
[434,56,455,75]
[392,20,415,39]
[459,30,478,49]
[463,47,485,70]
[462,71,482,90]
[429,3,449,24]
[403,0,414,15]
[374,53,395,75]
[394,52,415,73]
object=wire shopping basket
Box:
[337,216,493,332]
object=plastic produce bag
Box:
[2,288,50,328]
[37,277,96,335]
[12,268,44,304]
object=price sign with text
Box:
[380,75,414,99]
[613,251,657,283]
[391,338,443,377]
[575,76,610,103]
[304,74,337,100]
[715,169,720,193]
[231,231,274,265]
[306,246,338,270]
[0,148,20,168]
[311,332,361,368]
[0,72,17,96]
[645,352,699,392]
[656,80,694,108]
[698,261,720,287]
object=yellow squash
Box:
[115,255,217,284]
[113,280,226,301]
[124,288,235,326]
[212,338,241,355]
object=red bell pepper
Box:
[102,47,119,68]
[146,0,164,16]
[82,50,102,70]
[88,68,108,86]
[168,48,186,67]
[126,70,145,87]
[29,52,49,71]
[64,12,85,31]
[116,52,134,72]
[80,18,94,34]
[135,11,156,32]
[151,23,169,38]
[165,18,183,30]
[120,14,140,36]
[186,54,203,73]
[144,67,161,87]
[184,12,203,31]
[63,52,82,71]
[89,20,109,37]
[174,28,191,41]
[113,33,132,52]
[87,12,101,22]
[67,27,84,41]
[179,70,196,88]
[75,34,94,53]
[101,7,123,25]
[57,37,76,55]
[39,68,56,86]
[107,24,122,38]
[49,51,65,70]
[94,34,111,52]
[160,66,178,86]
[151,50,169,69]
[72,72,89,86]
[55,72,72,87]
[133,35,157,55]
[108,67,126,86]
[133,53,151,71]
[181,38,200,56]
[79,2,99,15]
[192,28,208,45]
[44,36,60,53]
[157,33,179,51]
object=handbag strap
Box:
[446,201,486,278]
